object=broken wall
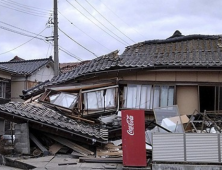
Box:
[14,123,30,154]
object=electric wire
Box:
[58,27,98,58]
[0,3,49,17]
[1,0,52,13]
[0,25,45,40]
[0,0,50,15]
[59,46,82,61]
[58,11,112,52]
[0,4,48,18]
[0,20,46,38]
[0,27,47,55]
[85,0,135,43]
[73,0,130,46]
[100,1,146,39]
[66,0,128,46]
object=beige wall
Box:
[11,81,25,102]
[0,70,11,79]
[119,70,222,83]
[176,86,198,115]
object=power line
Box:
[59,46,82,61]
[1,0,51,13]
[100,1,146,39]
[0,27,47,56]
[0,25,45,40]
[0,20,46,38]
[0,3,49,17]
[85,0,135,44]
[74,0,130,46]
[66,0,128,46]
[58,11,112,52]
[58,27,98,58]
[0,0,50,15]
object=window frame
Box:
[122,83,175,110]
[82,85,118,111]
[0,82,6,99]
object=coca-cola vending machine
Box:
[121,110,147,167]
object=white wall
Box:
[28,65,54,82]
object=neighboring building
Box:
[0,56,54,102]
[20,31,222,117]
[0,66,14,104]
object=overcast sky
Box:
[0,0,222,63]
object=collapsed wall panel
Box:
[14,123,30,154]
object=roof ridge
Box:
[0,57,52,64]
[124,34,222,49]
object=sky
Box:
[0,0,222,63]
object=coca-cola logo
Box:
[126,115,134,135]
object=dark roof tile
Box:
[0,57,53,75]
[0,102,108,141]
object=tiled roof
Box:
[0,102,108,142]
[21,31,222,99]
[120,32,222,68]
[21,50,119,99]
[9,56,25,62]
[60,60,90,73]
[0,65,17,74]
[0,57,53,75]
[52,50,119,83]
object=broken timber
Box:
[29,133,49,156]
[47,134,94,156]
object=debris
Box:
[47,134,94,156]
[79,157,122,163]
[29,133,49,156]
[96,143,122,158]
[49,143,63,155]
[0,155,36,169]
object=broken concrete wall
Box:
[14,123,30,154]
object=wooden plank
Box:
[79,157,122,163]
[49,143,63,155]
[24,94,42,103]
[29,133,49,156]
[96,143,122,158]
[97,150,122,157]
[47,134,94,156]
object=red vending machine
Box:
[121,110,147,167]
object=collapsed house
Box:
[0,30,222,168]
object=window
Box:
[83,88,116,110]
[123,84,174,109]
[199,86,222,113]
[0,82,6,98]
[49,92,78,109]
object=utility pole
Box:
[54,0,59,76]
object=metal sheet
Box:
[186,134,219,163]
[121,110,146,166]
[153,133,184,162]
